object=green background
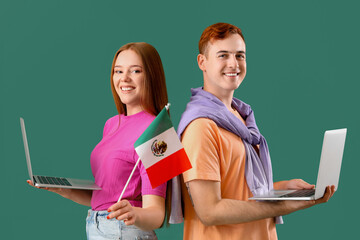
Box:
[1,0,359,239]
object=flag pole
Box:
[117,104,170,203]
[117,157,141,202]
[165,103,171,110]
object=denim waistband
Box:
[86,209,158,240]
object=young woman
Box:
[27,42,168,239]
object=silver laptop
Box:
[249,128,346,201]
[20,117,101,190]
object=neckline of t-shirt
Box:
[120,110,151,121]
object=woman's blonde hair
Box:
[110,42,168,116]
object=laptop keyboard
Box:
[281,189,315,198]
[37,176,72,186]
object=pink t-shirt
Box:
[90,111,167,211]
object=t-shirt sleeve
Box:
[102,118,112,137]
[181,118,221,183]
[102,116,119,137]
[138,161,167,198]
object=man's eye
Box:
[218,54,226,58]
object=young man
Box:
[178,23,335,240]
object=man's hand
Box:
[276,185,336,215]
[186,179,336,226]
[274,179,315,190]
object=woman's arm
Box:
[27,180,92,206]
[107,195,165,231]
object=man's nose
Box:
[228,54,239,68]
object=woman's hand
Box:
[107,195,165,231]
[274,179,315,190]
[107,200,138,226]
[26,180,92,206]
[26,180,72,198]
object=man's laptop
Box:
[20,117,101,190]
[249,128,346,201]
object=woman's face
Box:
[113,50,145,115]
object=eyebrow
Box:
[216,50,246,54]
[114,65,143,68]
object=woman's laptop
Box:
[20,117,101,190]
[249,128,346,201]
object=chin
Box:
[119,97,131,105]
[234,80,244,89]
[224,83,242,91]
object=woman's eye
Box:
[114,70,122,74]
[132,69,141,73]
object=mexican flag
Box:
[134,104,192,189]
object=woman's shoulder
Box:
[105,114,120,127]
[127,111,155,124]
[101,114,120,135]
[121,111,156,137]
[140,111,156,121]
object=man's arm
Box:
[186,179,335,226]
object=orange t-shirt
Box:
[181,117,277,240]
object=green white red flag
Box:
[134,104,192,188]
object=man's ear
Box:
[197,54,206,71]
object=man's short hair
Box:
[199,22,245,56]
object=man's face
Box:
[198,34,247,98]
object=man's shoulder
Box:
[187,117,218,128]
[182,118,220,142]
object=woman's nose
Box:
[120,72,130,82]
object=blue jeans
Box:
[86,209,158,240]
